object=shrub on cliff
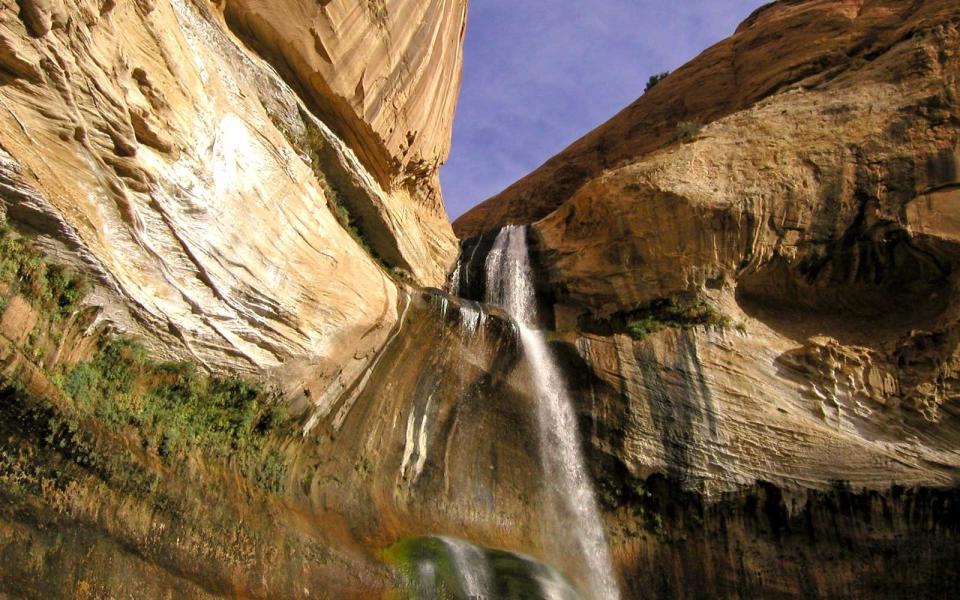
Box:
[581,292,731,340]
[673,121,703,143]
[645,71,670,92]
[60,337,292,491]
[0,223,88,319]
[0,217,293,494]
[625,293,730,339]
[268,111,406,280]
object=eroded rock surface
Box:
[0,0,464,375]
[450,1,960,595]
[219,0,465,283]
[527,0,960,500]
[220,0,466,193]
[1,1,960,599]
[454,0,959,238]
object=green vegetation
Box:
[383,537,461,599]
[625,294,730,339]
[583,293,731,340]
[673,120,703,143]
[56,337,292,492]
[0,222,89,319]
[484,548,577,599]
[0,375,164,504]
[0,217,293,495]
[597,474,665,537]
[324,184,407,281]
[384,537,578,600]
[309,148,377,259]
[628,316,664,339]
[645,71,670,92]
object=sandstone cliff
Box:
[452,0,960,491]
[454,0,958,238]
[0,0,464,376]
[219,0,465,278]
[1,0,959,599]
[449,0,960,595]
[220,0,466,196]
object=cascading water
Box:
[440,536,493,599]
[389,536,581,599]
[484,225,620,600]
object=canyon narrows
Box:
[0,0,958,599]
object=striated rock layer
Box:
[219,0,466,280]
[220,0,467,195]
[450,0,960,596]
[3,266,959,599]
[0,287,543,599]
[454,0,959,238]
[452,0,960,492]
[2,0,960,599]
[0,0,464,375]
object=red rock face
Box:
[0,2,958,598]
[448,4,960,596]
[453,0,960,237]
[220,0,467,208]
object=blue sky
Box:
[440,0,767,220]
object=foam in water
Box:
[416,561,438,600]
[534,562,585,600]
[484,225,620,600]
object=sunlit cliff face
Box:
[0,0,958,599]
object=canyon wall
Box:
[452,0,960,595]
[0,0,465,377]
[220,0,466,199]
[453,0,960,495]
[0,286,547,598]
[1,0,959,599]
[454,0,958,239]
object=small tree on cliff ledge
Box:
[645,71,670,92]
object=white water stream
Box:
[440,536,493,599]
[484,226,620,600]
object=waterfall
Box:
[484,226,620,600]
[449,254,463,296]
[391,536,581,600]
[415,561,439,600]
[440,536,493,599]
